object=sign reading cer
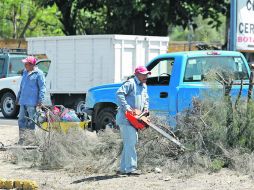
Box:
[237,0,254,51]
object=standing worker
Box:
[16,56,46,145]
[116,66,151,175]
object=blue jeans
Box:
[119,124,138,173]
[18,105,36,130]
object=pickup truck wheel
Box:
[0,92,19,119]
[95,107,116,131]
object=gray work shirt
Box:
[116,76,149,125]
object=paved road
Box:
[0,112,18,145]
[0,113,18,126]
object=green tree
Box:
[170,14,226,44]
[39,0,106,35]
[40,0,229,36]
[0,0,63,39]
[103,0,229,36]
[0,0,230,38]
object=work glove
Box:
[143,109,149,116]
[126,108,135,115]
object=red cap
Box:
[134,66,151,75]
[22,56,37,65]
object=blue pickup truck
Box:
[84,51,251,130]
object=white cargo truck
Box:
[26,35,169,112]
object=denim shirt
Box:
[17,68,46,106]
[116,76,149,125]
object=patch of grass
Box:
[210,159,224,172]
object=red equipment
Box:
[125,110,148,130]
[125,109,185,150]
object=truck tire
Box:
[0,92,19,119]
[95,107,117,131]
[73,98,86,113]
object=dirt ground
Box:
[1,124,254,190]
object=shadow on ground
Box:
[71,174,124,184]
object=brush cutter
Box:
[125,110,185,150]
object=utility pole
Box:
[188,20,194,51]
[229,0,237,51]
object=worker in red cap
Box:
[16,56,46,145]
[116,65,151,175]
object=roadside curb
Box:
[0,125,18,127]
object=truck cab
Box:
[0,49,27,118]
[0,49,51,118]
[85,50,250,131]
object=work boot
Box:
[18,128,26,145]
[117,170,142,176]
[116,170,128,177]
[24,129,36,146]
[126,170,142,176]
[18,129,36,145]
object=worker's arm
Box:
[143,85,149,112]
[116,81,133,113]
[37,73,46,106]
[16,69,26,104]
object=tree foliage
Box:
[40,0,229,36]
[103,0,229,36]
[0,0,230,38]
[38,0,106,35]
[170,14,226,43]
[0,0,63,39]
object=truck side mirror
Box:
[17,69,24,76]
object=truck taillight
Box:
[207,51,221,55]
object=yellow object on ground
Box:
[4,180,14,189]
[22,180,38,189]
[41,121,89,133]
[14,180,24,189]
[0,178,38,190]
[0,178,6,188]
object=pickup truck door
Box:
[146,58,174,119]
[36,59,52,105]
[0,57,7,78]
